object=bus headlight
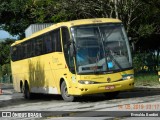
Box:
[122,74,134,80]
[78,80,95,84]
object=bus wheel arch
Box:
[60,78,74,102]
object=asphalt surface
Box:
[1,83,160,120]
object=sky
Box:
[0,30,17,40]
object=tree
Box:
[0,39,14,79]
[0,39,14,65]
[0,0,160,51]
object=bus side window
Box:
[11,46,18,61]
[51,29,62,52]
[62,27,75,73]
[18,42,28,59]
[62,27,70,53]
[18,44,22,60]
[30,40,35,57]
[35,37,43,56]
[44,33,53,53]
[55,29,62,52]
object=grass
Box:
[134,72,160,86]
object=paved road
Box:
[0,84,160,120]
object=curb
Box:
[0,83,13,89]
[130,86,160,92]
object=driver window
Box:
[61,27,75,73]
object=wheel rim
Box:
[61,81,74,102]
[64,86,69,97]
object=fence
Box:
[0,75,12,84]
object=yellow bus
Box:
[11,18,134,102]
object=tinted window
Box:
[44,33,53,53]
[61,27,75,73]
[11,28,62,61]
[51,29,62,52]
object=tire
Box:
[24,83,32,99]
[20,83,24,93]
[104,91,119,99]
[61,81,74,102]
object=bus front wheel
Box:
[61,81,74,102]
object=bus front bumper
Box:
[69,79,134,96]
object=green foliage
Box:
[0,39,14,80]
[0,0,159,40]
[138,24,155,38]
[133,52,146,73]
[0,0,160,78]
[2,64,11,76]
[0,39,14,65]
[133,50,159,73]
[0,64,11,80]
[135,73,159,86]
[0,65,2,78]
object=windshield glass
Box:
[71,23,132,74]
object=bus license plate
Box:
[105,85,115,90]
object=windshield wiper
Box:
[106,49,123,71]
[102,27,123,71]
[93,51,103,74]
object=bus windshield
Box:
[71,23,132,74]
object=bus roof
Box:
[11,18,121,46]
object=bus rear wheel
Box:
[104,91,119,99]
[61,81,74,102]
[24,83,32,99]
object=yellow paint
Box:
[11,18,134,95]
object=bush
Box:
[133,51,158,73]
[135,73,159,86]
[2,64,11,76]
[133,52,145,73]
